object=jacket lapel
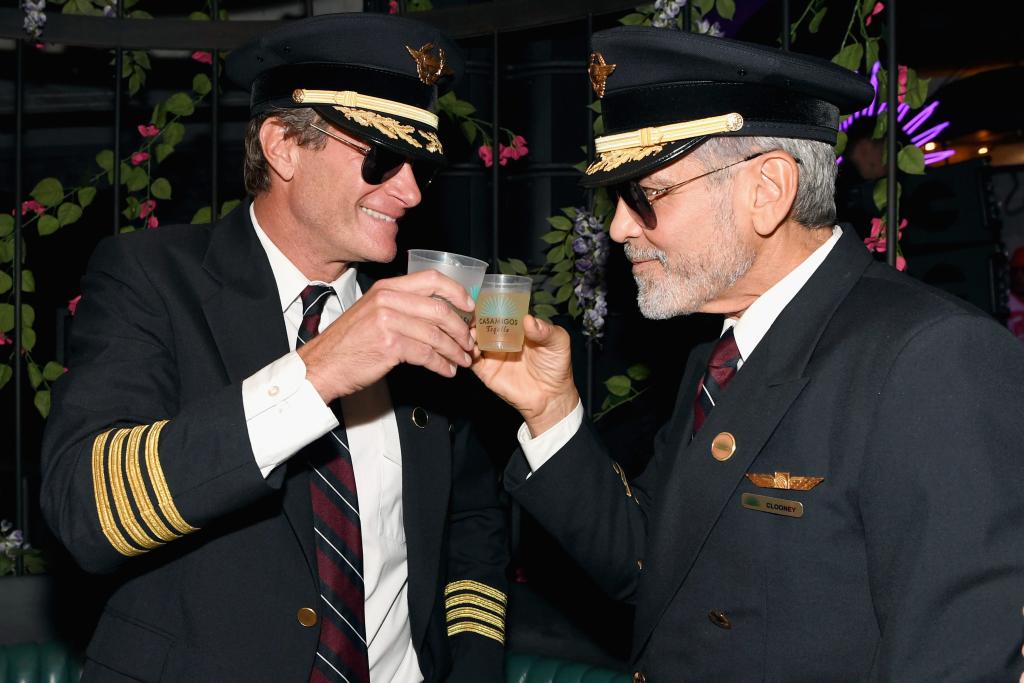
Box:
[632,229,873,653]
[199,203,319,581]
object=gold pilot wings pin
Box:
[744,471,824,491]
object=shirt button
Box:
[268,385,280,397]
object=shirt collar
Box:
[250,203,359,312]
[726,225,843,361]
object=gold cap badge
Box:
[745,471,824,491]
[406,43,453,86]
[588,51,617,98]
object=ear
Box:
[746,152,799,238]
[258,117,299,184]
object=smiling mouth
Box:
[359,206,398,223]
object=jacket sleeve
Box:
[441,379,511,683]
[861,314,1024,680]
[40,236,278,575]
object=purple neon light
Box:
[911,121,951,146]
[924,149,956,164]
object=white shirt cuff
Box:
[242,351,339,478]
[517,399,584,473]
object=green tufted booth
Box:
[0,642,628,683]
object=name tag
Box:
[741,493,804,518]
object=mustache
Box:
[623,242,668,267]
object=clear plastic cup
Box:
[475,274,533,352]
[407,249,488,322]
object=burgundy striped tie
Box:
[692,327,741,435]
[295,284,370,683]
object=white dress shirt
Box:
[519,226,843,472]
[241,204,423,682]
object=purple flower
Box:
[573,237,589,254]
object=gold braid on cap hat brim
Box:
[587,112,744,174]
[292,88,439,129]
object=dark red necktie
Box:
[296,284,370,683]
[692,327,741,435]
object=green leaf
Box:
[0,239,13,263]
[553,284,573,304]
[126,167,148,192]
[193,73,212,96]
[121,55,134,78]
[552,260,572,272]
[31,178,64,207]
[715,0,736,20]
[38,215,60,236]
[189,10,210,19]
[692,0,714,14]
[43,361,65,381]
[191,206,212,224]
[129,9,153,18]
[897,144,926,175]
[151,178,172,200]
[605,374,632,397]
[460,121,477,144]
[0,271,10,294]
[219,199,241,218]
[508,258,529,275]
[57,202,83,227]
[587,101,602,113]
[859,0,876,18]
[163,121,186,147]
[22,303,35,328]
[832,43,864,73]
[546,245,565,264]
[0,303,12,332]
[864,38,879,71]
[165,92,195,117]
[445,97,475,117]
[550,270,573,286]
[34,389,51,418]
[573,160,588,174]
[540,231,565,244]
[834,130,848,156]
[22,327,36,353]
[532,304,559,320]
[78,186,97,208]
[872,112,887,140]
[151,102,167,128]
[627,364,651,381]
[809,7,827,33]
[128,73,142,96]
[133,50,151,70]
[619,12,647,25]
[0,365,11,391]
[28,362,43,390]
[872,179,902,211]
[96,149,114,173]
[547,216,572,231]
[905,70,930,109]
[532,290,556,304]
[120,225,136,233]
[21,270,35,293]
[592,115,604,136]
[155,143,174,163]
[0,215,12,238]
[561,207,579,219]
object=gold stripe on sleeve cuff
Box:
[446,621,505,645]
[444,593,506,618]
[444,580,507,605]
[91,429,144,557]
[108,427,162,550]
[446,607,505,631]
[144,420,198,535]
[125,424,180,543]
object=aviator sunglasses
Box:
[310,123,440,192]
[612,151,800,230]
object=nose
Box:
[385,162,422,208]
[609,196,644,244]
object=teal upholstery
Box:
[505,652,630,683]
[0,642,82,683]
[0,642,627,683]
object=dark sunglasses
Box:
[612,151,799,230]
[311,123,440,191]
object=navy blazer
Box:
[41,204,508,682]
[506,228,1024,681]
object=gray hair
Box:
[243,107,328,196]
[689,135,838,228]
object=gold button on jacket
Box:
[297,607,318,627]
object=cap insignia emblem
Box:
[588,51,617,98]
[406,43,453,86]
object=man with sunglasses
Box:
[473,27,1024,682]
[41,14,507,683]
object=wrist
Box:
[523,390,580,437]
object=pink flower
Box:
[507,134,529,161]
[21,199,45,216]
[896,255,907,271]
[897,65,908,105]
[478,144,494,168]
[864,217,908,254]
[191,51,213,65]
[67,295,81,316]
[147,215,159,229]
[865,2,884,26]
[388,0,398,13]
[138,199,157,219]
[130,151,150,166]
[137,124,160,138]
[0,333,10,347]
[497,144,513,166]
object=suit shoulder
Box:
[89,222,213,272]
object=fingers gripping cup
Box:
[407,249,488,322]
[475,274,533,352]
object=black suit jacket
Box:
[506,229,1024,681]
[41,205,508,682]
